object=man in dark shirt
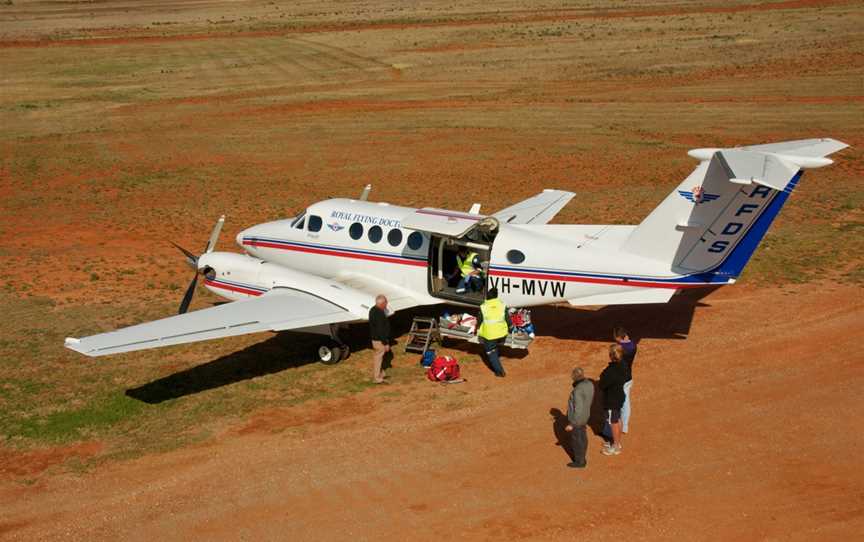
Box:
[599,343,627,456]
[565,367,594,469]
[614,327,638,435]
[368,294,391,384]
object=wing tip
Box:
[64,337,94,356]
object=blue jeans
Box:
[481,337,505,375]
[457,275,482,292]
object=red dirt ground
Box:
[1,283,862,540]
[1,0,862,540]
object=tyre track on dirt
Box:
[3,0,855,49]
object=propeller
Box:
[172,215,225,314]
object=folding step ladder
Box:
[404,316,439,355]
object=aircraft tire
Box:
[318,341,343,365]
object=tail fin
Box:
[621,138,848,281]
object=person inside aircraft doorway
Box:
[477,287,511,377]
[455,246,484,294]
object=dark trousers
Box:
[481,337,505,375]
[570,425,588,466]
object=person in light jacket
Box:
[565,366,595,469]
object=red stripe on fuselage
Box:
[243,240,427,267]
[489,270,710,289]
[204,279,265,296]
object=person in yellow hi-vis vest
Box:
[477,287,512,377]
[454,246,483,294]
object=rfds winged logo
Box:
[327,222,345,232]
[678,186,720,204]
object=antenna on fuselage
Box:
[359,184,372,201]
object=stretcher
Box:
[436,317,534,349]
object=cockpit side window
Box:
[308,215,323,232]
[292,213,306,229]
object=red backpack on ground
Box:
[426,355,461,382]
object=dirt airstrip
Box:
[1,1,862,540]
[2,284,863,540]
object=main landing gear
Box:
[317,324,350,365]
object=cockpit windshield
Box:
[291,213,306,229]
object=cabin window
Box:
[506,249,525,264]
[368,225,383,243]
[308,215,323,232]
[349,222,363,240]
[406,231,423,250]
[387,229,403,247]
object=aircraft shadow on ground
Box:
[125,306,438,404]
[125,332,324,404]
[532,288,717,343]
[126,291,714,404]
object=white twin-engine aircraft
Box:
[66,138,847,363]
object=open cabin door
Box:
[402,208,500,306]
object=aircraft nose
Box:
[236,229,247,249]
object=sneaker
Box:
[601,444,621,456]
[567,462,586,469]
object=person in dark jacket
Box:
[565,367,594,469]
[368,295,391,384]
[614,327,638,434]
[599,344,627,456]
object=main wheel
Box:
[318,341,343,365]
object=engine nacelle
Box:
[198,252,374,315]
[198,252,267,300]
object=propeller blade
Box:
[205,215,225,254]
[178,273,198,314]
[171,242,198,269]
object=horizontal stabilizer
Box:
[740,137,849,158]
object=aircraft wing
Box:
[64,287,363,357]
[493,189,575,225]
[740,137,849,158]
[335,272,437,312]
